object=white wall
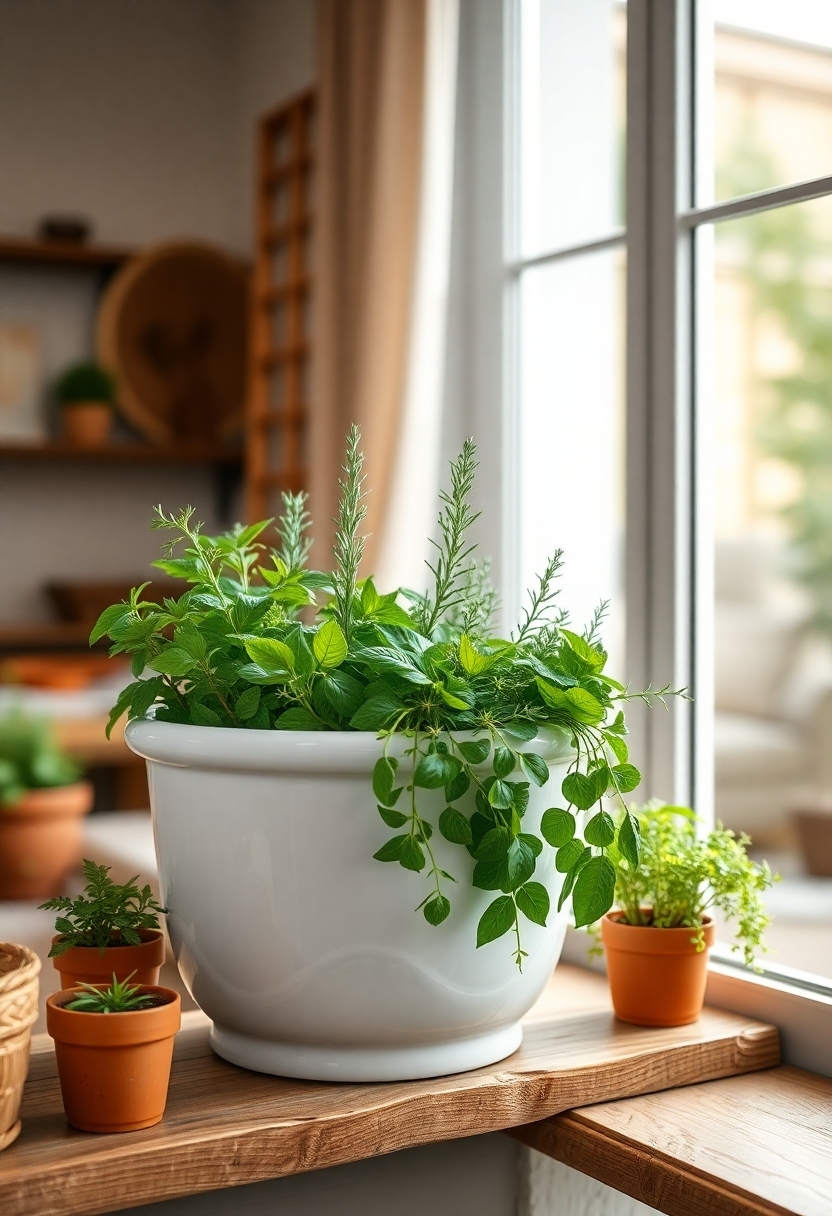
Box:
[0,0,316,621]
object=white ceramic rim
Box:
[125,719,574,775]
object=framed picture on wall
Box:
[0,323,43,442]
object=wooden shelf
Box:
[0,622,93,652]
[0,442,243,465]
[0,236,134,269]
[0,966,779,1216]
[511,1063,832,1216]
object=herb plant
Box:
[95,428,677,966]
[54,361,116,405]
[0,709,80,806]
[64,973,158,1014]
[42,859,167,956]
[605,802,775,966]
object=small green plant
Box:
[0,709,80,805]
[604,801,776,966]
[54,361,116,406]
[64,973,158,1013]
[42,859,167,956]
[94,428,681,967]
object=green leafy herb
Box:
[599,802,776,966]
[41,859,167,956]
[94,430,682,967]
[0,710,80,806]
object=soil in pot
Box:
[52,927,165,989]
[46,986,181,1132]
[62,402,112,448]
[601,911,716,1027]
[0,783,94,901]
[0,943,40,1151]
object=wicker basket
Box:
[0,943,40,1151]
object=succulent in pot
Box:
[0,709,91,901]
[599,802,776,1026]
[46,973,180,1132]
[94,428,676,1081]
[41,858,167,988]
[54,360,116,449]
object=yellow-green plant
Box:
[607,801,775,966]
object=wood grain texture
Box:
[0,966,778,1216]
[512,1064,831,1216]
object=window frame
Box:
[502,0,832,1076]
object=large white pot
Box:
[126,721,573,1081]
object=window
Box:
[506,0,832,1059]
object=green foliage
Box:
[95,430,679,966]
[607,802,776,967]
[718,130,832,633]
[0,709,80,806]
[63,973,158,1014]
[54,361,116,405]
[41,859,167,955]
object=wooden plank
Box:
[0,237,134,268]
[0,966,778,1216]
[510,1064,832,1216]
[0,443,242,465]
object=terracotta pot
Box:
[52,928,165,989]
[46,985,181,1132]
[0,943,40,1151]
[601,911,716,1027]
[0,783,94,901]
[61,402,112,449]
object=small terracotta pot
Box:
[46,985,181,1132]
[601,911,716,1027]
[62,402,112,449]
[0,783,94,901]
[52,928,165,989]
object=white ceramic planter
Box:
[126,721,574,1082]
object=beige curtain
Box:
[312,0,428,571]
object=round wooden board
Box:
[98,242,248,447]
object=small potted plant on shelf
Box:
[0,709,92,901]
[0,942,40,1152]
[41,858,167,988]
[599,801,775,1027]
[54,361,117,449]
[93,427,680,1081]
[46,973,181,1132]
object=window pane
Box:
[517,0,625,257]
[518,248,625,676]
[707,1,832,205]
[710,193,832,979]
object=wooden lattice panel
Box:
[245,89,315,523]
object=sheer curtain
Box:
[313,0,459,586]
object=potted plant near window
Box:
[94,429,675,1081]
[46,974,180,1132]
[41,859,167,988]
[0,710,92,900]
[54,361,116,449]
[0,942,40,1151]
[600,802,775,1027]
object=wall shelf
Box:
[0,236,134,269]
[0,442,242,466]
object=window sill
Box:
[511,1062,831,1216]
